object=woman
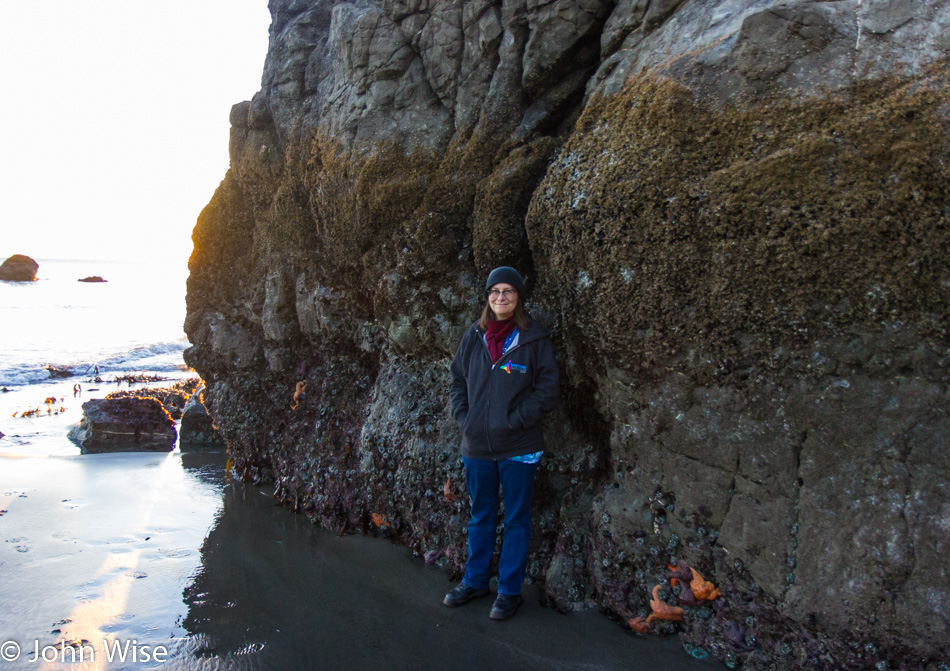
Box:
[444,266,560,620]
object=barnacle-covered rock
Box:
[179,383,225,449]
[184,0,950,668]
[69,397,176,453]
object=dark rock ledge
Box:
[69,397,177,453]
[68,379,224,453]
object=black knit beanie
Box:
[485,266,526,297]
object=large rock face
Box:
[185,1,950,668]
[0,254,38,281]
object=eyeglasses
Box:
[488,289,517,298]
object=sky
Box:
[0,0,272,263]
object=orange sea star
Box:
[690,568,721,601]
[647,585,684,623]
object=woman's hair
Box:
[478,294,531,331]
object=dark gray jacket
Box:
[449,318,560,460]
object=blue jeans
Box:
[461,456,538,596]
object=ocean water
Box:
[0,258,190,387]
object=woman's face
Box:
[488,282,518,320]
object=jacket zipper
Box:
[484,330,524,370]
[478,328,526,456]
[477,329,496,456]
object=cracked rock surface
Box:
[186,0,950,668]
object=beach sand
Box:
[0,379,722,670]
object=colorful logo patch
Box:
[500,362,527,374]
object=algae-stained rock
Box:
[0,254,38,281]
[105,379,201,420]
[184,0,950,668]
[69,397,177,453]
[179,384,225,449]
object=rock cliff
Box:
[185,1,950,668]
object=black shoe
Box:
[489,593,524,620]
[443,583,490,607]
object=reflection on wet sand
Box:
[181,472,722,671]
[0,450,222,671]
[36,453,182,671]
[39,551,141,671]
[0,443,719,671]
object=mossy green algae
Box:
[528,66,950,383]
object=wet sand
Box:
[0,380,721,670]
[0,451,221,671]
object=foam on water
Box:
[0,258,191,387]
[0,339,190,386]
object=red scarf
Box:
[485,318,516,363]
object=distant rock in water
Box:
[46,365,73,379]
[69,397,177,453]
[0,254,38,281]
[78,276,107,283]
[179,383,225,449]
